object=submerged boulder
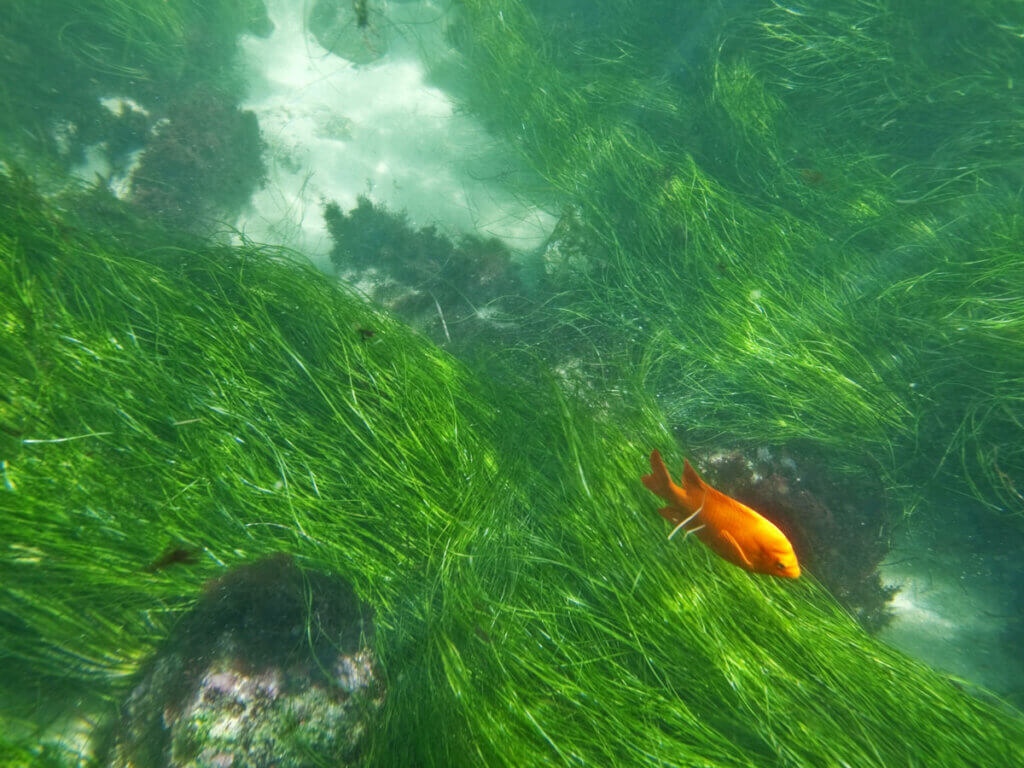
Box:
[102,556,383,768]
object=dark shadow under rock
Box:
[698,448,897,631]
[99,555,383,768]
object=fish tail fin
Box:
[642,450,674,499]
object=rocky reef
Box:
[130,89,265,231]
[99,556,383,768]
[324,196,525,346]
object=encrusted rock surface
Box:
[101,555,383,768]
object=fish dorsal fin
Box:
[681,459,705,492]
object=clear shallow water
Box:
[880,534,1023,698]
[236,0,556,262]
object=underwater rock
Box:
[243,0,275,38]
[324,196,525,345]
[130,89,266,231]
[538,205,603,285]
[699,447,897,631]
[309,0,388,65]
[101,555,383,768]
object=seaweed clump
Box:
[0,0,271,166]
[324,196,524,344]
[130,89,265,230]
[308,0,388,65]
[453,0,1024,535]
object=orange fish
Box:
[642,450,800,578]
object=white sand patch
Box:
[69,142,112,188]
[237,0,556,266]
[67,95,150,199]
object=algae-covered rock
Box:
[0,0,268,165]
[323,195,525,345]
[130,89,266,231]
[103,556,383,768]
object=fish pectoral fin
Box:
[721,529,754,568]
